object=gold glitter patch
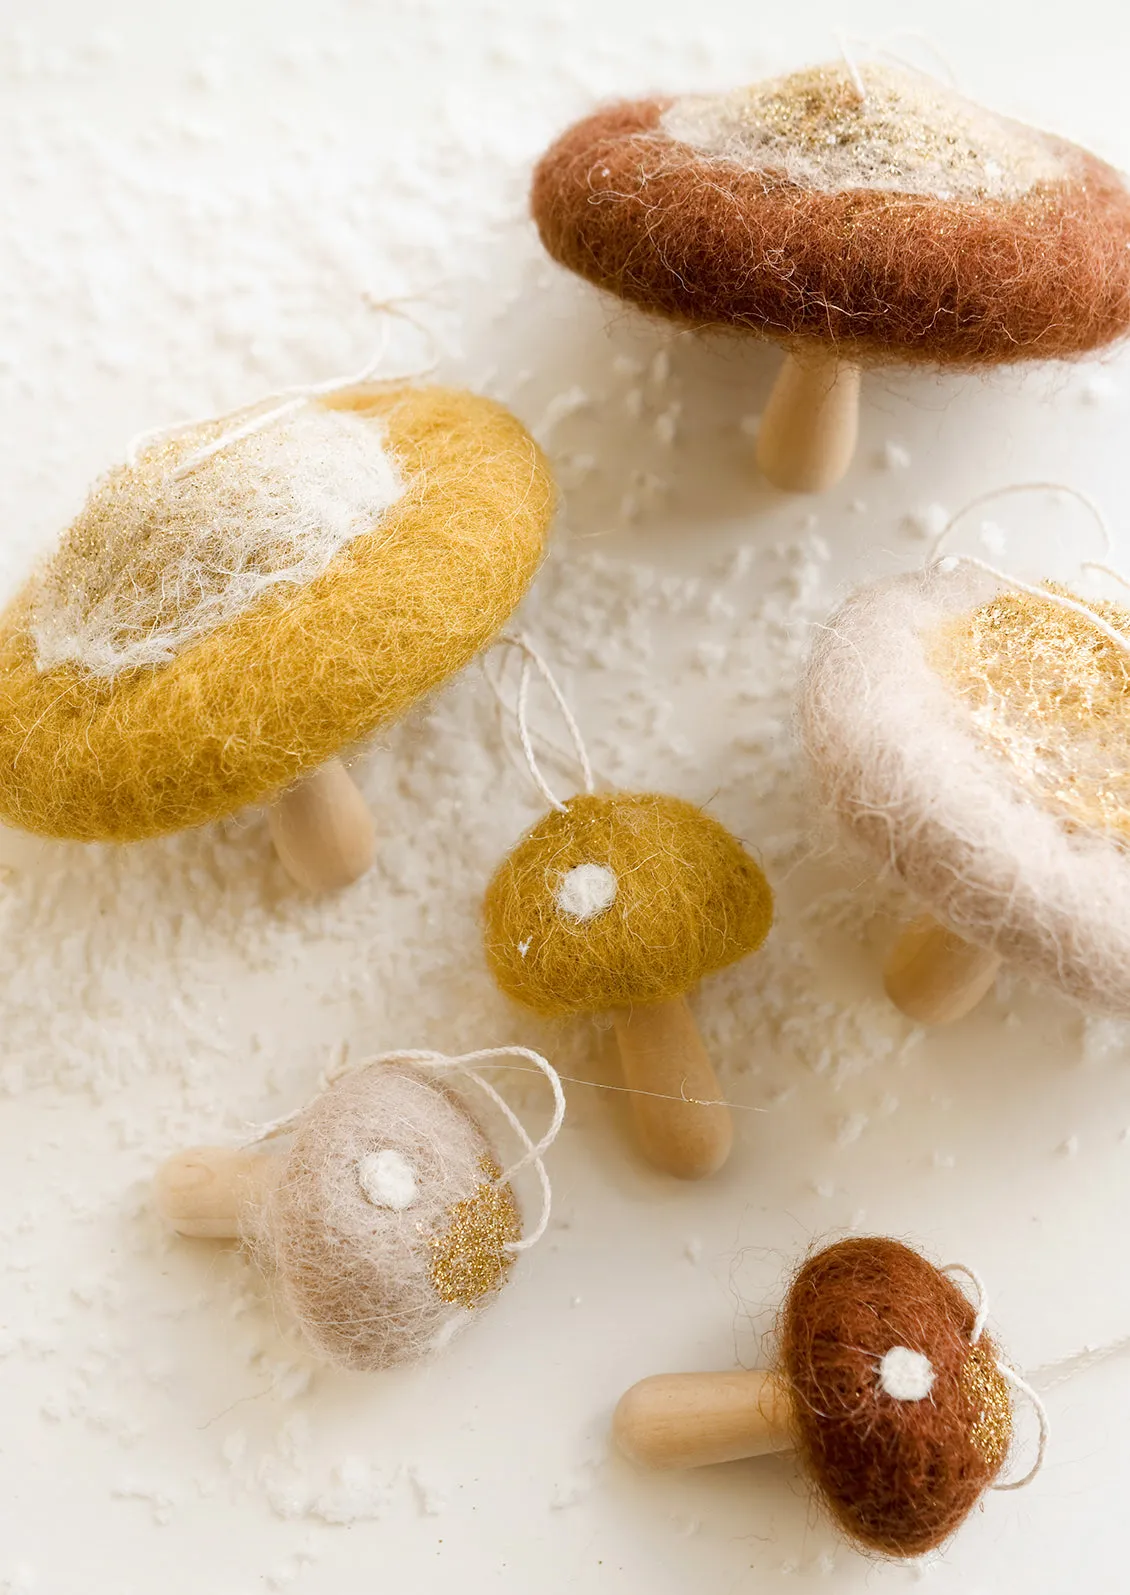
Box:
[931,585,1130,840]
[961,1344,1012,1470]
[660,62,1066,201]
[427,1157,521,1308]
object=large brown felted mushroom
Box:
[613,1237,1022,1558]
[532,62,1130,492]
[483,790,773,1180]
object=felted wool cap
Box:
[801,563,1130,1013]
[483,791,773,1016]
[780,1238,1012,1556]
[0,385,554,842]
[532,62,1130,365]
[255,1062,522,1371]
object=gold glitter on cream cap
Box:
[800,561,1130,1025]
[152,1048,565,1372]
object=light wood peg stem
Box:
[614,1370,793,1469]
[883,914,1003,1025]
[268,758,376,894]
[755,348,861,493]
[611,995,733,1180]
[154,1146,279,1239]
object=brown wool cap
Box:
[532,64,1130,366]
[779,1237,1013,1556]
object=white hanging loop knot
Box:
[491,633,595,813]
[943,1262,1049,1492]
[244,1045,565,1255]
[126,298,440,476]
[927,481,1130,661]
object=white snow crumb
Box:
[878,440,911,470]
[836,1112,869,1146]
[408,1466,448,1516]
[978,519,1008,553]
[900,503,949,540]
[1059,1135,1080,1157]
[739,412,761,436]
[570,1294,583,1307]
[811,1180,835,1198]
[535,386,590,441]
[684,1237,703,1264]
[1080,373,1120,405]
[0,1566,36,1595]
[933,1151,956,1170]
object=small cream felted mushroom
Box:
[154,1049,563,1370]
[801,558,1130,1023]
[0,383,554,892]
[613,1237,1033,1558]
[531,61,1130,492]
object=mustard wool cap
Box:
[0,385,555,842]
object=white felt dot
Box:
[357,1149,418,1210]
[878,1345,935,1401]
[554,862,617,922]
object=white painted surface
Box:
[1,2,1129,1590]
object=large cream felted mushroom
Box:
[801,561,1130,1022]
[483,790,773,1179]
[532,62,1130,492]
[0,385,554,891]
[613,1237,1027,1558]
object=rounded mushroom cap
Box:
[256,1062,521,1371]
[532,62,1130,365]
[483,791,773,1017]
[780,1237,1013,1557]
[0,384,554,842]
[800,564,1130,1014]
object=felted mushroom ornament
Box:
[531,61,1130,492]
[482,641,773,1179]
[484,789,772,1180]
[154,1049,564,1371]
[802,559,1130,1023]
[613,1237,1033,1558]
[0,383,554,891]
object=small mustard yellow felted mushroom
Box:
[0,383,554,892]
[483,789,773,1179]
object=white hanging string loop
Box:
[928,481,1114,563]
[243,1045,565,1255]
[933,555,1130,662]
[126,299,440,475]
[493,633,595,813]
[833,32,868,100]
[944,1260,1049,1491]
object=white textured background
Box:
[2,2,1130,1590]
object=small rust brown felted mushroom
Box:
[532,62,1130,492]
[613,1237,1020,1558]
[483,791,773,1180]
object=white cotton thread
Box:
[944,1260,1049,1491]
[492,633,596,813]
[554,862,618,922]
[878,1345,935,1401]
[357,1148,419,1210]
[929,481,1115,564]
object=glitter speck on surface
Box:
[931,585,1130,839]
[427,1158,521,1308]
[961,1344,1013,1470]
[660,62,1067,201]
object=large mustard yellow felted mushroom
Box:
[483,790,773,1179]
[0,385,555,891]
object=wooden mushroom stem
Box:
[267,758,376,894]
[154,1146,279,1240]
[755,347,861,494]
[883,914,1003,1026]
[611,995,733,1181]
[614,1370,793,1469]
